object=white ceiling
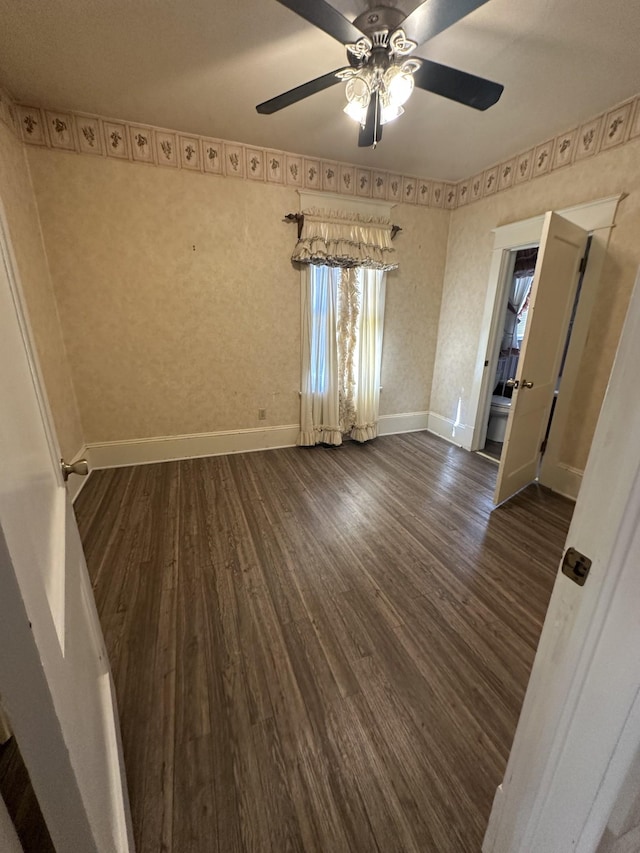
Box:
[1,0,639,181]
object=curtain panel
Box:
[292,208,398,272]
[298,265,342,447]
[351,268,386,442]
[298,266,386,447]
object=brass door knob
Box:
[521,379,534,389]
[61,458,89,481]
[506,378,519,389]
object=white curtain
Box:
[512,273,533,316]
[351,268,386,442]
[295,208,393,448]
[298,265,387,446]
[337,267,359,435]
[298,265,342,446]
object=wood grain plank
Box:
[74,431,573,852]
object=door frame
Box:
[468,195,623,497]
[483,265,640,852]
[474,240,532,453]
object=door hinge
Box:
[561,547,592,586]
[579,254,588,274]
[540,438,548,454]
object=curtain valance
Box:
[291,207,398,271]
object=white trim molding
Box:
[85,425,300,469]
[84,413,431,470]
[378,411,429,435]
[542,463,584,501]
[426,412,474,449]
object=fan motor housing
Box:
[353,6,405,42]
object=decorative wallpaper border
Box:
[1,83,638,211]
[4,95,456,210]
[0,85,19,138]
[455,93,640,208]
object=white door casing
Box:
[494,212,588,505]
[469,196,623,501]
[484,264,640,851]
[0,202,133,852]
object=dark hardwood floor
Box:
[0,736,55,852]
[74,431,574,853]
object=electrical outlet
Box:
[258,408,267,420]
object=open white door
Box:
[494,212,588,505]
[484,267,640,852]
[0,206,133,851]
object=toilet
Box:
[487,395,512,443]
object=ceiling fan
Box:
[256,0,504,148]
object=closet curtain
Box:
[295,209,392,448]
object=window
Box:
[299,264,386,446]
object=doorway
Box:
[479,247,538,461]
[467,195,623,503]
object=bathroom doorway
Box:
[479,247,538,461]
[467,197,621,502]
[477,237,591,466]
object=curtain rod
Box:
[284,213,402,240]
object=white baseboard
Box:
[83,412,432,471]
[378,411,429,435]
[540,462,584,501]
[427,412,474,450]
[85,425,300,469]
[66,446,91,503]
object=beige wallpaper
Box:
[0,121,83,460]
[431,137,640,471]
[26,147,449,443]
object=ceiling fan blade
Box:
[256,68,348,114]
[358,94,383,148]
[413,57,503,110]
[276,0,365,45]
[401,0,491,47]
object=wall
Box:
[0,120,83,461]
[431,137,640,471]
[26,146,449,445]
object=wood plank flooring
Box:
[74,431,574,853]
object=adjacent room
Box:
[1,1,640,851]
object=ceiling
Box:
[1,0,639,181]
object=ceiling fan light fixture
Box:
[344,71,373,123]
[380,102,404,125]
[383,64,415,108]
[343,99,368,124]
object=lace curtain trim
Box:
[338,268,359,433]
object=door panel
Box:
[494,213,588,505]
[0,208,133,851]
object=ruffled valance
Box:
[291,208,398,271]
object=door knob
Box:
[521,379,534,389]
[506,378,519,389]
[61,458,89,481]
